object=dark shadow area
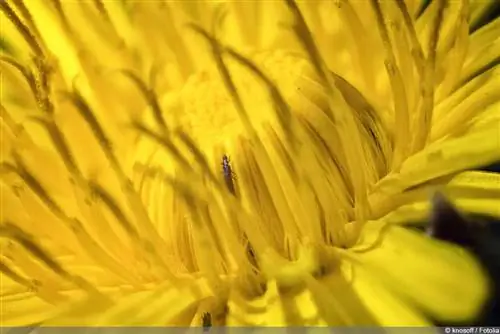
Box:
[476,162,500,174]
[418,0,500,33]
[470,1,500,33]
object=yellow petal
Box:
[374,121,500,196]
[349,264,430,326]
[1,290,58,326]
[379,171,500,226]
[352,224,489,321]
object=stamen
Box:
[296,114,353,210]
[3,161,151,285]
[0,259,33,288]
[331,73,392,181]
[283,0,335,121]
[433,79,500,140]
[86,181,139,238]
[237,139,300,250]
[388,15,418,118]
[335,0,377,92]
[266,125,326,242]
[229,2,259,47]
[97,0,131,50]
[132,121,192,174]
[0,57,38,103]
[175,129,221,186]
[91,0,112,24]
[166,179,223,286]
[62,92,177,275]
[61,91,118,171]
[3,157,64,218]
[74,183,153,278]
[190,26,319,246]
[0,223,102,296]
[10,0,43,47]
[223,47,297,154]
[156,4,194,79]
[29,117,79,175]
[303,272,379,325]
[0,104,22,137]
[1,251,69,304]
[118,70,168,135]
[205,196,247,275]
[286,0,370,222]
[411,0,446,153]
[435,9,469,102]
[0,1,44,56]
[198,204,230,276]
[370,0,410,170]
[394,0,426,78]
[47,0,71,32]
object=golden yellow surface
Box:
[1,0,499,327]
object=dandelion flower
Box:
[1,0,500,327]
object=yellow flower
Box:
[1,0,499,327]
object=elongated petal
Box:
[352,225,489,321]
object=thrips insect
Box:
[221,155,237,195]
[202,312,212,331]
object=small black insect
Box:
[201,312,212,331]
[221,155,237,195]
[245,238,259,270]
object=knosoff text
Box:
[444,327,500,334]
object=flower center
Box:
[133,49,371,286]
[161,50,317,156]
